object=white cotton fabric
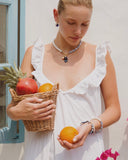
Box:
[22,39,111,160]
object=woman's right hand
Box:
[7,97,56,121]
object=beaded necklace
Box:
[52,40,82,63]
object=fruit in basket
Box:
[0,64,38,95]
[16,78,38,95]
[38,83,53,92]
[60,126,79,143]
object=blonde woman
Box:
[7,0,121,159]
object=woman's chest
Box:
[42,43,96,91]
[43,55,95,91]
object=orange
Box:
[60,126,79,143]
[38,83,53,92]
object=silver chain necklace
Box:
[52,40,82,63]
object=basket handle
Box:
[52,83,59,91]
[56,83,59,90]
[9,88,16,98]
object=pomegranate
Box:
[16,78,38,95]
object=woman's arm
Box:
[89,51,121,131]
[58,51,121,150]
[6,46,55,121]
[6,46,34,120]
[96,51,121,127]
[21,45,34,77]
[81,52,121,137]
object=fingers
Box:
[27,98,55,113]
[26,96,43,103]
[34,108,55,120]
[35,104,56,114]
[57,125,90,150]
[73,132,83,143]
[34,100,55,109]
[34,115,53,121]
[73,124,90,143]
[57,136,71,150]
[25,97,54,108]
[58,137,85,150]
[20,97,56,121]
[57,136,77,150]
[32,101,56,120]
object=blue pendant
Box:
[63,56,68,63]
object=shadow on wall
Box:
[118,125,128,160]
[0,143,24,160]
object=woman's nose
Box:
[74,26,81,36]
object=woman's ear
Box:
[53,9,59,23]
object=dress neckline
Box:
[40,44,99,93]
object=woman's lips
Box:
[70,37,80,40]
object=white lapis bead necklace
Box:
[52,40,82,63]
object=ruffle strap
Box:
[31,38,44,70]
[91,41,111,87]
[65,41,111,95]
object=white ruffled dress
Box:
[23,39,111,160]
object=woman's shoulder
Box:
[83,41,97,55]
[21,45,34,77]
[25,45,34,56]
[86,42,97,48]
[85,41,111,50]
[85,41,111,56]
[22,45,34,63]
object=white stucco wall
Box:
[0,0,128,160]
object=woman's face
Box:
[56,5,92,46]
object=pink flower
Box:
[100,154,108,159]
[96,148,120,160]
[127,118,128,121]
[100,151,108,160]
[111,151,120,160]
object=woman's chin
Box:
[68,38,81,46]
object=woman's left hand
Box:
[57,124,91,150]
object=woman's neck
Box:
[54,33,81,53]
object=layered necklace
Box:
[52,40,82,63]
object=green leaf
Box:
[14,63,19,73]
[10,66,16,75]
[0,75,7,81]
[5,72,18,81]
[3,66,12,73]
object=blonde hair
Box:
[58,0,93,14]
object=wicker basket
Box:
[9,83,59,132]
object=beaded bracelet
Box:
[91,117,103,132]
[80,121,95,134]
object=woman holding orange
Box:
[7,0,121,159]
